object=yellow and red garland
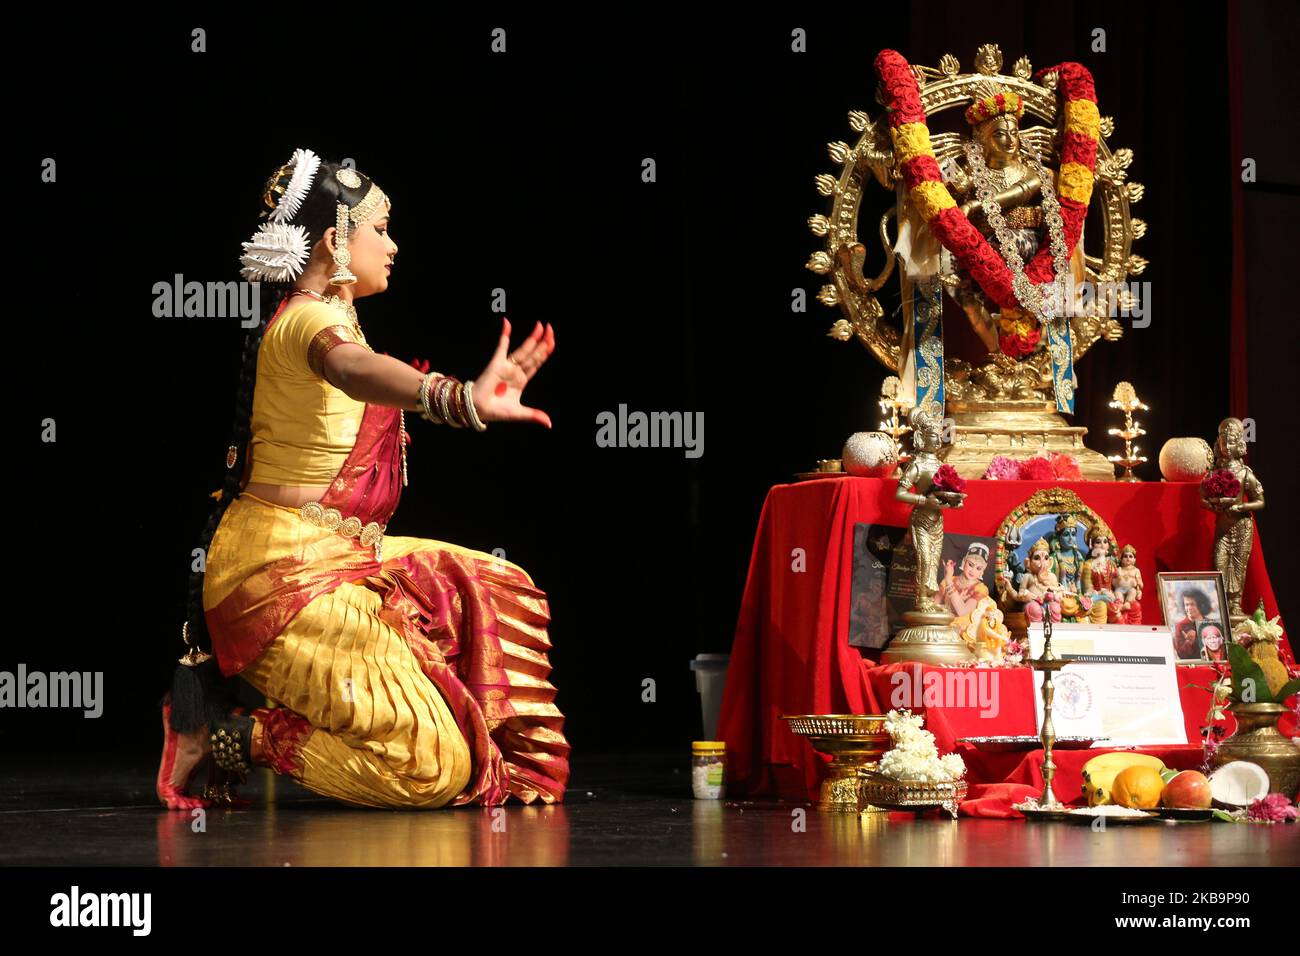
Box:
[874,50,1100,358]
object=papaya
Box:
[1081,752,1168,806]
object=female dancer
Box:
[156,148,570,810]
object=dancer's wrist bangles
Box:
[417,371,487,431]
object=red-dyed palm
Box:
[473,318,556,427]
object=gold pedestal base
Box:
[940,404,1116,481]
[780,716,890,812]
[880,608,975,666]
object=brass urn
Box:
[1209,703,1300,800]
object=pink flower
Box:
[1245,793,1299,823]
[982,455,1021,480]
[933,463,967,494]
[1019,456,1055,481]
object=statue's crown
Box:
[965,77,1024,126]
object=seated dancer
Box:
[157,149,570,810]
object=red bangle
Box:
[450,380,469,428]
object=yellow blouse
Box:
[248,298,367,486]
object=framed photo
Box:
[1156,572,1230,664]
[848,523,1000,650]
[848,523,903,649]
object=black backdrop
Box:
[9,3,1296,761]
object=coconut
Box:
[1208,761,1270,806]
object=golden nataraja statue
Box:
[811,43,1147,479]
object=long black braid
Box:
[167,154,379,733]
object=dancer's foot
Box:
[156,696,214,810]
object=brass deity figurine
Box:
[1200,417,1265,626]
[811,44,1146,478]
[882,407,974,664]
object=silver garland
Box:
[965,141,1072,327]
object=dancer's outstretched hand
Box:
[473,318,556,427]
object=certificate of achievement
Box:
[1027,623,1188,747]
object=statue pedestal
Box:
[940,404,1116,481]
[881,608,975,666]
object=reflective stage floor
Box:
[2,752,1297,867]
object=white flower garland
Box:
[878,709,966,784]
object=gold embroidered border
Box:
[307,325,362,379]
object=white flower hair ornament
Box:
[239,222,312,282]
[268,147,321,224]
[238,147,322,282]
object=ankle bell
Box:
[208,713,254,776]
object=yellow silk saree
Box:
[202,298,570,808]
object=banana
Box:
[1081,752,1168,806]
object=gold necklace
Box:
[289,289,368,347]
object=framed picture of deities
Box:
[1156,572,1231,664]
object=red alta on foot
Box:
[155,695,214,811]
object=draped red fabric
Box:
[717,477,1294,803]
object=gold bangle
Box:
[419,371,443,423]
[463,380,487,431]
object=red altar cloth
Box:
[717,477,1296,804]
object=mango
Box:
[1081,752,1168,806]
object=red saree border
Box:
[251,706,315,777]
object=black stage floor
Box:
[2,752,1297,867]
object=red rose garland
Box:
[874,50,1101,354]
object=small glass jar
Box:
[691,741,726,799]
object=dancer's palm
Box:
[473,318,556,427]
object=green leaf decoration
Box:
[1228,643,1274,704]
[1273,677,1300,704]
[1211,809,1238,823]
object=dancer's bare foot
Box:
[156,697,214,811]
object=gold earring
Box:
[329,202,357,286]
